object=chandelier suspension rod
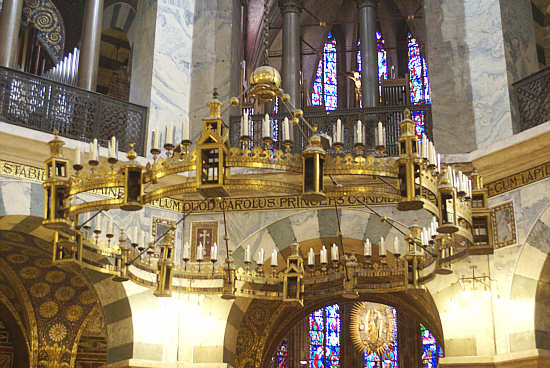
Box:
[220,197,231,261]
[75,209,104,230]
[333,199,350,281]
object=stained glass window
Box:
[276,340,288,368]
[356,32,388,107]
[309,304,340,368]
[272,97,279,142]
[408,32,431,139]
[312,32,337,110]
[421,324,443,368]
[363,305,399,368]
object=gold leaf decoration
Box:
[30,282,51,298]
[54,287,75,302]
[45,270,65,284]
[39,300,59,319]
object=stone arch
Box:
[0,215,133,366]
[102,1,136,34]
[509,201,550,352]
[224,290,443,368]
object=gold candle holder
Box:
[354,143,365,154]
[283,140,292,153]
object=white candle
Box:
[131,226,138,244]
[308,248,315,266]
[197,242,204,261]
[107,218,113,235]
[75,144,81,165]
[257,248,264,265]
[320,245,328,264]
[166,122,174,145]
[336,119,342,143]
[245,244,251,263]
[138,229,145,247]
[422,135,428,159]
[283,117,290,141]
[364,239,372,256]
[211,243,218,261]
[393,236,399,253]
[271,249,278,267]
[183,242,190,260]
[183,118,190,141]
[331,243,339,261]
[152,129,159,150]
[436,153,441,172]
[263,114,270,138]
[109,136,117,159]
[95,215,102,231]
[379,237,385,256]
[91,138,98,161]
[377,121,383,146]
[356,120,363,144]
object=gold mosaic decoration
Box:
[30,282,51,298]
[79,290,96,305]
[7,253,28,264]
[45,270,65,283]
[39,300,59,318]
[65,305,83,322]
[70,276,85,288]
[54,286,75,302]
[19,266,40,279]
[22,0,65,60]
[34,258,52,268]
[48,322,67,342]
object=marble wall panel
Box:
[424,0,516,152]
[499,0,539,128]
[188,0,234,140]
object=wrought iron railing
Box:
[229,104,432,156]
[513,67,550,132]
[0,66,147,155]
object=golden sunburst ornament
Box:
[350,302,397,354]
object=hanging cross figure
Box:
[198,229,211,246]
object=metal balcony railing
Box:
[0,66,147,155]
[513,67,550,132]
[229,104,432,156]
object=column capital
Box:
[278,0,303,14]
[356,0,378,9]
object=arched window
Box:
[309,304,341,367]
[408,32,431,138]
[421,324,443,368]
[363,305,399,368]
[356,32,388,107]
[312,32,338,111]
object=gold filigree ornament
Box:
[55,287,75,302]
[39,300,59,319]
[19,266,41,280]
[350,302,397,354]
[30,282,51,298]
[65,305,83,322]
[38,343,71,368]
[45,270,66,283]
[48,322,67,342]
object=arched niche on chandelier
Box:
[223,291,443,368]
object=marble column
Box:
[77,0,103,91]
[279,0,302,110]
[424,0,525,153]
[357,0,378,109]
[0,0,23,68]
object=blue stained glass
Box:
[309,304,340,368]
[276,341,288,368]
[421,324,443,368]
[356,32,388,107]
[408,33,431,140]
[312,32,337,111]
